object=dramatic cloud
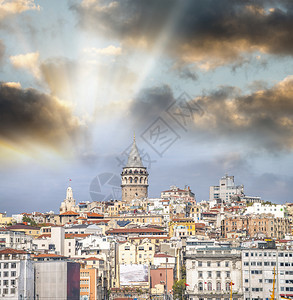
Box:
[71,0,293,68]
[10,52,41,79]
[126,76,293,152]
[0,0,40,19]
[193,76,293,151]
[0,82,84,151]
[83,45,122,56]
[39,56,137,106]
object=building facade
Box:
[209,175,244,203]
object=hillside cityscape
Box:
[0,137,292,300]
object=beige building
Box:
[0,212,12,226]
[107,214,164,226]
[118,240,155,265]
[221,214,291,239]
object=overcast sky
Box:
[1,0,293,215]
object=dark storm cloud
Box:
[71,0,293,67]
[177,66,198,81]
[194,76,293,151]
[127,76,293,152]
[128,85,175,130]
[0,83,84,150]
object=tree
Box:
[172,279,186,300]
[22,215,37,227]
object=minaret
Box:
[121,136,149,203]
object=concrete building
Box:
[185,242,243,300]
[121,136,148,203]
[35,260,80,300]
[242,248,293,299]
[210,174,244,203]
[0,248,34,299]
[245,202,286,218]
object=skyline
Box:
[1,0,293,214]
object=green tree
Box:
[172,279,186,300]
[22,215,37,227]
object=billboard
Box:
[120,264,149,286]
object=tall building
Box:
[60,184,77,213]
[209,174,244,203]
[121,136,148,203]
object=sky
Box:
[1,0,293,215]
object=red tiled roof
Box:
[37,234,51,239]
[86,212,104,218]
[82,220,110,224]
[161,188,187,193]
[60,211,79,216]
[32,253,65,258]
[154,253,173,258]
[84,257,102,261]
[194,223,205,228]
[7,224,40,230]
[65,233,91,239]
[106,228,165,234]
[0,248,27,254]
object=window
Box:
[226,271,230,278]
[217,271,221,278]
[198,282,203,291]
[3,272,8,277]
[207,282,212,291]
[208,271,212,278]
[11,271,16,277]
[217,262,221,267]
[3,263,8,269]
[216,282,221,291]
[207,261,211,267]
[11,263,16,269]
[198,261,202,267]
[198,271,203,278]
[226,282,230,291]
[225,261,229,267]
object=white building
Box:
[0,248,34,299]
[242,248,293,299]
[244,202,286,218]
[185,241,243,300]
[0,229,33,250]
[209,174,244,203]
[60,185,77,213]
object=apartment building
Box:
[0,248,34,299]
[210,175,244,203]
[242,248,293,300]
[221,214,291,239]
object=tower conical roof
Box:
[125,136,144,168]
